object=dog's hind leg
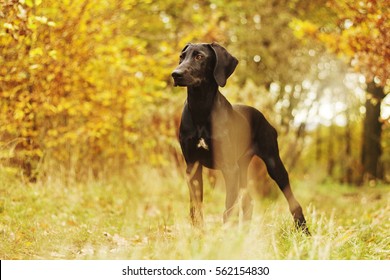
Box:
[264,154,310,234]
[256,135,310,234]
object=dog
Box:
[172,42,309,234]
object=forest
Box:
[0,0,389,260]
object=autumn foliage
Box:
[291,0,389,86]
[1,0,389,182]
[1,0,184,178]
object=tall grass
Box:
[0,165,389,260]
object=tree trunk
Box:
[344,109,353,184]
[327,124,335,177]
[316,125,322,163]
[361,82,385,182]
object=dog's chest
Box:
[195,125,211,151]
[197,138,209,150]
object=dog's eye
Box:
[195,54,203,60]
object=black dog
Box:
[172,42,309,234]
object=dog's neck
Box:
[186,81,219,124]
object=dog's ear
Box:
[181,43,191,53]
[209,42,238,87]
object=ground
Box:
[0,167,389,260]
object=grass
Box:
[0,165,389,260]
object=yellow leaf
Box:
[35,16,48,24]
[48,50,57,60]
[30,47,43,57]
[3,23,15,30]
[14,109,24,120]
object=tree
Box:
[291,0,389,182]
[362,83,385,181]
[0,0,179,178]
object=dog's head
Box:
[171,43,238,87]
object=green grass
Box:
[0,166,389,260]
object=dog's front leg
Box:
[186,162,204,227]
[221,163,240,224]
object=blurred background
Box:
[1,0,389,186]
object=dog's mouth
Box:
[173,77,186,87]
[173,77,202,87]
[173,78,195,87]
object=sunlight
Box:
[293,71,390,129]
[382,94,390,120]
[317,101,347,127]
[318,103,334,122]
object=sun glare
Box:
[292,72,390,129]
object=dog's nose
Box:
[171,69,184,79]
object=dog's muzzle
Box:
[171,69,184,86]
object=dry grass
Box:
[0,165,389,260]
